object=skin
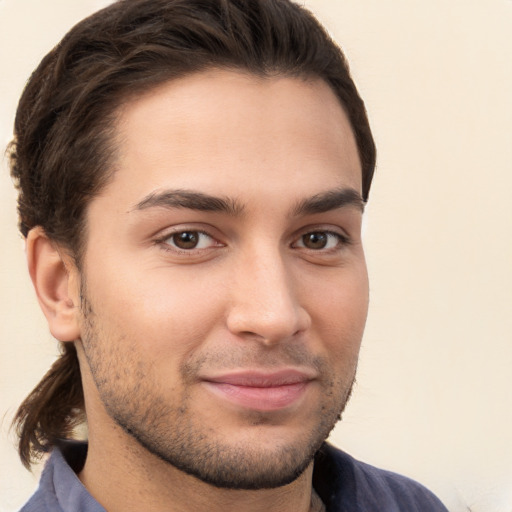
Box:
[31,69,369,512]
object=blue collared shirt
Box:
[20,442,448,511]
[21,443,104,512]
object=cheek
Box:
[83,257,228,362]
[304,264,369,357]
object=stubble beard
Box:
[79,292,357,490]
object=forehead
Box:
[96,69,362,209]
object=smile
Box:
[201,369,315,412]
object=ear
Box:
[26,227,81,342]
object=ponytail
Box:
[12,342,85,468]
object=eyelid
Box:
[292,224,351,245]
[293,230,350,250]
[154,226,224,253]
[152,223,352,255]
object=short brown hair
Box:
[9,0,376,468]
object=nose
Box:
[226,249,311,345]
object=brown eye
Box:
[294,231,347,251]
[171,231,200,249]
[160,229,222,253]
[302,232,328,249]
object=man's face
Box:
[76,69,368,489]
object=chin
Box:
[132,425,325,490]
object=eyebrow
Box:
[131,186,364,217]
[292,187,365,216]
[132,189,245,216]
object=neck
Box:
[79,423,318,512]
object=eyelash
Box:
[154,227,351,255]
[293,230,351,252]
[155,229,220,254]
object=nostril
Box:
[226,302,311,345]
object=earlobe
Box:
[26,227,81,342]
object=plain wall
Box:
[1,1,511,511]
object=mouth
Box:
[201,369,315,412]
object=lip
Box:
[201,369,315,412]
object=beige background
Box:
[1,1,511,511]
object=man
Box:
[9,0,448,510]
